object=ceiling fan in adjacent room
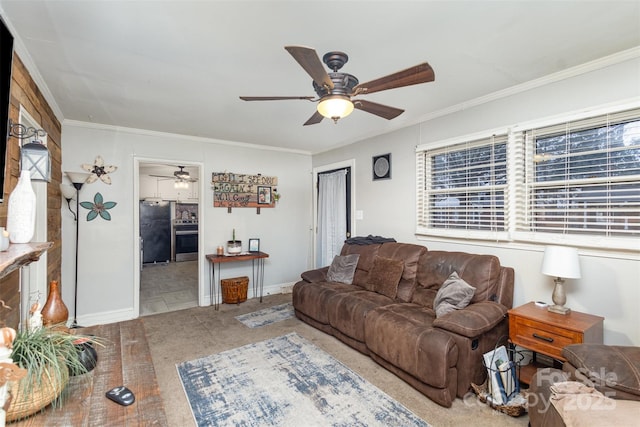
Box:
[240,45,435,125]
[150,166,198,189]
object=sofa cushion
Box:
[327,290,395,343]
[433,272,475,317]
[377,243,427,302]
[562,344,640,399]
[415,251,502,304]
[366,256,404,299]
[365,303,458,388]
[326,254,360,284]
[292,281,361,324]
[340,244,382,287]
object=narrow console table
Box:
[205,252,269,310]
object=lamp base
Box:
[548,304,571,315]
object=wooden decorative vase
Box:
[41,280,69,327]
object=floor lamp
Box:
[61,171,90,328]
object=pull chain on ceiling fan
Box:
[240,46,435,125]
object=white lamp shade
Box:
[541,245,581,279]
[317,95,354,119]
[65,171,90,185]
[60,184,76,200]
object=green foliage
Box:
[9,325,102,408]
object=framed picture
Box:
[372,153,391,180]
[248,238,260,252]
[257,186,271,204]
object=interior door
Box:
[316,167,351,267]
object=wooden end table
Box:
[508,301,604,384]
[205,251,269,310]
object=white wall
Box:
[312,57,640,346]
[60,123,312,325]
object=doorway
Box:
[135,160,202,316]
[313,160,355,268]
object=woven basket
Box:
[471,380,527,417]
[221,276,249,304]
[5,364,69,422]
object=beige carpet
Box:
[142,293,529,427]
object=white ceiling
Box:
[1,1,639,154]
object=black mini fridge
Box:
[139,201,171,264]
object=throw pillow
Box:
[434,271,476,317]
[366,256,405,299]
[326,254,360,284]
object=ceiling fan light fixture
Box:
[174,180,189,190]
[317,95,354,123]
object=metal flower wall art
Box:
[80,193,117,221]
[82,155,117,185]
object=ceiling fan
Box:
[150,166,198,183]
[240,45,435,125]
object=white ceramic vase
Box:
[6,170,36,244]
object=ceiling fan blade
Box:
[240,96,315,101]
[285,46,334,90]
[303,111,324,126]
[353,99,404,120]
[353,62,435,95]
[149,174,174,179]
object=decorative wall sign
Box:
[80,192,117,221]
[82,155,118,185]
[212,172,278,209]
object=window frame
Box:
[416,102,640,251]
[416,129,511,242]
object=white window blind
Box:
[518,108,640,246]
[416,134,509,240]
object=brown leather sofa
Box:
[292,241,514,407]
[528,344,640,426]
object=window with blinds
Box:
[416,105,640,250]
[523,108,640,239]
[416,134,508,238]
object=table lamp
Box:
[540,245,581,315]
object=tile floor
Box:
[140,260,198,316]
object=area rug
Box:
[234,302,294,328]
[176,332,429,427]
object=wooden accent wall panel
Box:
[0,270,20,329]
[0,53,63,316]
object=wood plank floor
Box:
[11,319,168,426]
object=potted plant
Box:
[227,228,242,254]
[5,325,100,421]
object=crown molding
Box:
[63,119,313,156]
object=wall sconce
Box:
[9,119,51,181]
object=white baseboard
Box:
[74,307,136,327]
[76,281,298,326]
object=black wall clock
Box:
[372,153,391,180]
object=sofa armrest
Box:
[300,266,329,283]
[432,301,508,338]
[528,368,569,427]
